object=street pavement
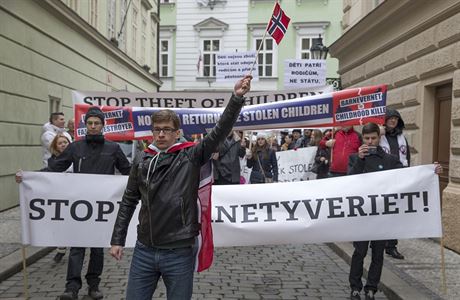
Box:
[1,206,460,299]
[0,243,387,300]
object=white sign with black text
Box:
[216,51,259,82]
[284,59,327,89]
[19,166,441,248]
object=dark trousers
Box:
[65,247,103,292]
[385,239,398,250]
[349,240,386,293]
[214,177,238,185]
[328,171,346,178]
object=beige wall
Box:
[0,0,160,211]
[342,0,385,32]
[330,0,460,252]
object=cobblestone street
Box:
[0,243,387,300]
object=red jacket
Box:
[320,129,361,174]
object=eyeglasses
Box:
[87,121,102,126]
[152,127,177,135]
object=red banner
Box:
[332,85,387,126]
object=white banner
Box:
[284,59,327,89]
[71,86,333,108]
[216,51,259,82]
[276,147,317,182]
[240,147,318,183]
[19,166,441,248]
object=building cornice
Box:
[329,0,460,74]
[247,23,267,31]
[150,11,160,23]
[194,17,229,32]
[292,21,330,30]
[141,0,154,10]
[36,0,162,87]
[160,25,177,32]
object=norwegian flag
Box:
[266,2,291,44]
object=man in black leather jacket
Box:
[110,75,252,300]
[49,106,131,300]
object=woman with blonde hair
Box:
[309,129,323,147]
[16,133,72,263]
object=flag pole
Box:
[21,246,29,299]
[249,0,279,76]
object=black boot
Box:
[53,252,65,263]
[385,248,404,259]
[88,288,103,299]
[350,290,361,300]
[59,290,78,300]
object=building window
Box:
[202,39,220,77]
[299,36,322,59]
[151,19,157,70]
[141,8,147,65]
[132,0,139,59]
[256,38,274,77]
[119,0,128,51]
[107,0,116,39]
[160,39,171,76]
[67,0,79,12]
[49,96,61,114]
[89,0,98,28]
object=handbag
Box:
[257,153,273,183]
[310,162,320,174]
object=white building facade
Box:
[159,0,341,91]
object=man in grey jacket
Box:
[110,75,252,300]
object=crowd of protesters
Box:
[15,74,444,300]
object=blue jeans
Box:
[126,240,195,300]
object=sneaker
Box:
[59,290,78,300]
[53,252,65,263]
[350,290,361,300]
[88,288,104,299]
[365,290,375,300]
[385,248,404,259]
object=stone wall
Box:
[330,0,460,252]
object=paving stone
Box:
[0,243,389,299]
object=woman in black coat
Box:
[246,132,278,184]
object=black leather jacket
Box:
[111,94,245,247]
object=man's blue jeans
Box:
[126,240,195,300]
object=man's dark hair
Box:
[151,110,180,129]
[49,112,64,123]
[362,122,381,136]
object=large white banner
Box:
[19,165,442,248]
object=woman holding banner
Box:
[16,133,72,263]
[246,132,278,184]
